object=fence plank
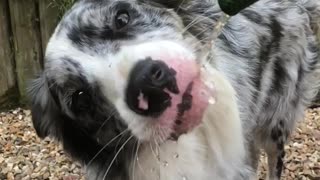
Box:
[39,0,60,52]
[313,27,320,107]
[9,0,43,103]
[0,0,19,110]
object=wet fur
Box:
[28,0,320,179]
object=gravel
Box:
[0,108,319,179]
[0,109,84,180]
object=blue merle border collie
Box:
[28,0,320,179]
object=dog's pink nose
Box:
[125,57,179,117]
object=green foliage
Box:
[218,0,259,15]
[49,0,76,18]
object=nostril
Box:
[150,64,166,86]
[151,67,164,81]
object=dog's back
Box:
[214,0,320,179]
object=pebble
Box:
[0,107,319,180]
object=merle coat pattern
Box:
[28,0,320,179]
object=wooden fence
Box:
[0,0,61,110]
[0,0,319,110]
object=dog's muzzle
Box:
[126,58,180,117]
[124,55,214,137]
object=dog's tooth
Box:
[182,176,187,180]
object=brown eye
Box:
[115,10,130,29]
[72,90,91,112]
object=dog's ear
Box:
[28,73,61,139]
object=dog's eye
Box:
[72,90,91,112]
[115,10,130,29]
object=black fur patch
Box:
[177,82,193,118]
[30,72,135,179]
[276,148,285,178]
[249,17,284,108]
[68,24,133,46]
[271,126,283,142]
[271,58,288,94]
[241,9,267,26]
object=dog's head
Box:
[29,0,223,149]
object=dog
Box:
[28,0,320,179]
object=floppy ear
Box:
[27,73,61,139]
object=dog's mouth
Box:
[134,58,216,140]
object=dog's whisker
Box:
[86,129,129,168]
[149,140,158,162]
[48,79,59,89]
[114,129,129,154]
[136,141,150,179]
[180,8,213,34]
[102,135,134,180]
[175,0,187,13]
[132,140,139,180]
[96,110,116,134]
[153,135,161,163]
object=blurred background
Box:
[0,0,74,110]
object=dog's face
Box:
[29,0,222,147]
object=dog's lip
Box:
[150,58,214,140]
[172,79,213,139]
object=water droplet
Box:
[209,97,216,105]
[173,153,179,159]
[163,161,169,167]
[205,81,215,90]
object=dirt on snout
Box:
[0,108,319,180]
